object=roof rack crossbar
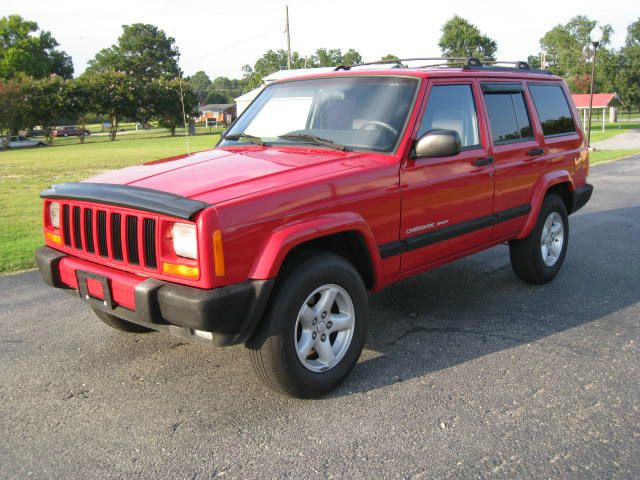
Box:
[335,57,468,71]
[335,56,552,75]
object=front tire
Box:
[92,308,154,333]
[509,193,569,284]
[247,252,368,398]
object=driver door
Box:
[399,81,495,272]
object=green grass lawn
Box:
[0,130,220,273]
[1,125,638,275]
[590,149,640,165]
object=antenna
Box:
[177,70,191,157]
[285,5,292,69]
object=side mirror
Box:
[412,129,461,158]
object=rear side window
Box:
[418,84,480,148]
[483,91,533,144]
[528,84,576,136]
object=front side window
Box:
[221,76,418,152]
[528,84,577,136]
[483,92,533,144]
[418,84,480,148]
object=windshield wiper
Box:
[277,133,349,151]
[224,132,265,146]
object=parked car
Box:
[37,58,592,398]
[4,136,47,148]
[52,126,91,137]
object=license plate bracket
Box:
[75,270,115,310]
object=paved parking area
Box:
[1,157,639,479]
[592,129,640,149]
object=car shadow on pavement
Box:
[328,204,640,397]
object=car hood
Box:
[86,146,364,205]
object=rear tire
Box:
[247,252,368,398]
[509,193,569,284]
[92,308,154,333]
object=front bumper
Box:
[36,246,274,346]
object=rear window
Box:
[528,84,576,136]
[483,91,533,144]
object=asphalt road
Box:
[1,157,639,479]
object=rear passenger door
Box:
[399,81,494,272]
[480,82,544,239]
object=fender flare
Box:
[248,212,384,290]
[517,170,575,239]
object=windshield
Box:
[221,76,418,153]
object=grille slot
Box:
[111,213,123,261]
[143,219,157,268]
[55,202,159,271]
[97,211,108,257]
[126,216,139,265]
[83,208,95,253]
[62,205,72,246]
[72,206,82,249]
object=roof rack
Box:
[335,57,552,75]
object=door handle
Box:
[527,148,544,156]
[472,156,494,167]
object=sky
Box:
[4,0,638,80]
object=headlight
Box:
[49,202,60,229]
[171,223,197,259]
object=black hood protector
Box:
[40,182,209,220]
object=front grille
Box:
[126,216,139,265]
[60,202,159,271]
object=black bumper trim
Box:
[40,182,209,220]
[35,246,274,346]
[570,183,593,214]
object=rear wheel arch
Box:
[518,172,575,239]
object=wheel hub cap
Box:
[294,284,355,372]
[541,212,564,267]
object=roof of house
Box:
[571,93,622,108]
[198,104,235,112]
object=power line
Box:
[181,27,281,65]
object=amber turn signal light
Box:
[212,230,225,276]
[162,262,199,279]
[45,231,62,245]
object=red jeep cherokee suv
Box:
[37,58,592,397]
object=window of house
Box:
[528,84,577,136]
[418,85,480,148]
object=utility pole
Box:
[285,5,292,69]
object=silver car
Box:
[1,136,47,149]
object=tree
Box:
[309,48,363,67]
[187,71,211,104]
[438,16,497,60]
[539,15,613,91]
[86,23,180,81]
[29,75,71,143]
[0,15,73,79]
[242,49,306,89]
[342,49,362,66]
[84,70,138,140]
[242,48,362,88]
[151,78,198,135]
[616,18,640,114]
[0,75,34,142]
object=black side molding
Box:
[379,204,531,259]
[40,183,209,220]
